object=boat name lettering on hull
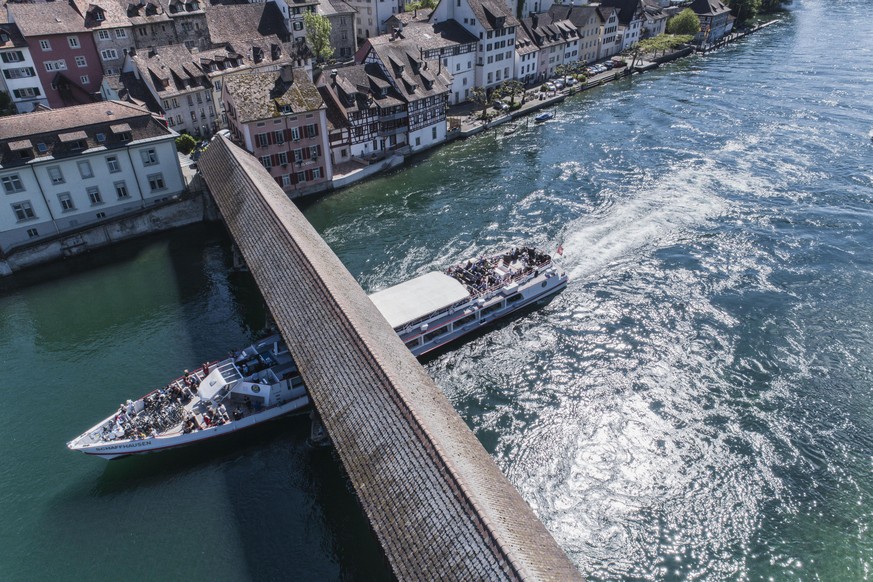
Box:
[95,440,153,452]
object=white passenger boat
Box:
[69,247,565,459]
[369,246,568,357]
[67,335,309,459]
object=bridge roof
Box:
[199,136,582,581]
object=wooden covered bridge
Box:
[199,136,581,581]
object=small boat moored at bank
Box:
[535,112,554,123]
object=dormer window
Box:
[93,8,105,21]
[0,30,10,43]
[71,139,87,150]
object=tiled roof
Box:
[69,0,131,29]
[367,38,452,101]
[547,4,598,29]
[198,135,584,582]
[462,0,519,32]
[224,68,323,123]
[521,14,578,49]
[8,1,89,36]
[131,44,210,99]
[317,0,355,17]
[0,21,27,48]
[121,0,173,25]
[599,0,643,27]
[690,0,732,16]
[514,24,538,56]
[204,2,289,45]
[390,20,477,50]
[0,100,172,167]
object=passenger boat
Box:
[69,247,566,458]
[369,246,567,357]
[534,112,554,122]
[66,335,309,459]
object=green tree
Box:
[175,133,197,154]
[667,8,701,36]
[496,79,524,105]
[304,11,334,64]
[471,86,488,119]
[726,0,762,23]
[405,0,438,10]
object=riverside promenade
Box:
[199,135,582,581]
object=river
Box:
[2,0,872,579]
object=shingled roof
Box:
[0,100,172,168]
[129,44,211,99]
[462,0,519,32]
[204,2,290,45]
[224,68,323,123]
[366,36,452,101]
[7,1,89,36]
[198,135,583,581]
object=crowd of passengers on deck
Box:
[446,247,552,295]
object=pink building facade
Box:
[223,69,333,197]
[8,3,104,108]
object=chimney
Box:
[149,46,157,57]
[280,64,293,83]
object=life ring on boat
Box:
[251,384,261,393]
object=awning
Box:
[109,123,132,134]
[7,139,32,151]
[58,131,87,142]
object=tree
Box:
[405,0,438,10]
[471,87,488,119]
[496,80,524,105]
[0,91,13,116]
[304,11,334,64]
[727,0,762,23]
[176,133,197,154]
[667,8,701,36]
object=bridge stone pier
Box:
[200,136,581,581]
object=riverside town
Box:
[0,0,783,273]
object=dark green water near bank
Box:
[3,0,873,579]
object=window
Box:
[148,173,165,191]
[75,56,87,67]
[27,228,38,238]
[432,127,437,139]
[256,133,268,148]
[48,166,64,185]
[80,75,90,85]
[1,50,24,63]
[87,187,102,205]
[96,211,106,219]
[290,127,300,141]
[309,145,319,159]
[100,49,118,61]
[36,142,47,153]
[12,201,35,221]
[12,87,40,99]
[106,156,120,172]
[44,60,67,72]
[68,36,80,49]
[296,171,306,183]
[273,130,284,144]
[78,161,94,179]
[278,152,288,165]
[2,174,25,193]
[282,175,291,187]
[97,30,111,41]
[260,156,272,169]
[115,29,127,39]
[312,167,321,179]
[58,192,75,211]
[305,124,318,138]
[293,149,303,163]
[114,181,129,199]
[3,66,35,79]
[141,149,158,166]
[39,40,51,51]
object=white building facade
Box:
[0,101,184,251]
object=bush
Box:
[176,133,197,155]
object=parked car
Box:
[604,61,615,70]
[543,82,557,92]
[554,80,565,90]
[492,100,510,111]
[565,77,578,86]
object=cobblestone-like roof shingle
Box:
[199,135,584,582]
[224,68,323,123]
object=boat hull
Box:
[70,395,310,459]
